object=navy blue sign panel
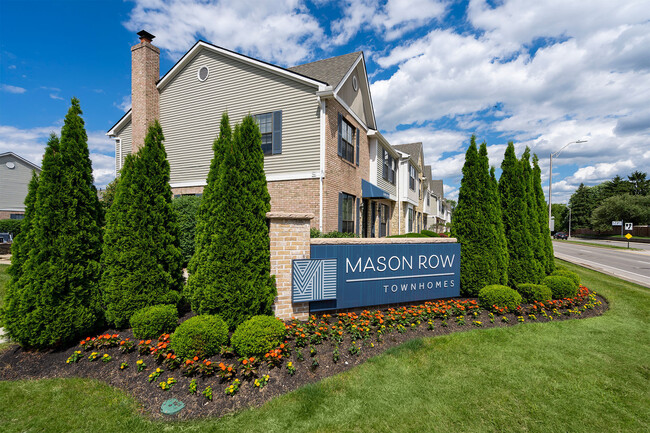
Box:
[307,242,460,312]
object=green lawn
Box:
[555,239,641,251]
[0,260,649,433]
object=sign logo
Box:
[293,242,460,311]
[292,259,337,302]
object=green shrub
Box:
[130,304,178,339]
[516,283,552,303]
[421,230,440,237]
[0,219,22,237]
[310,228,322,238]
[543,276,578,299]
[170,315,228,359]
[322,231,357,238]
[172,195,201,266]
[478,285,522,311]
[551,269,580,288]
[387,233,430,238]
[231,315,286,357]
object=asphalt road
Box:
[553,240,650,288]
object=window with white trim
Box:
[340,118,354,163]
[409,164,416,191]
[254,111,283,156]
[382,148,395,184]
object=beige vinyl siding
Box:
[375,145,396,196]
[407,163,419,203]
[338,63,369,127]
[0,155,38,211]
[159,49,320,185]
[114,121,132,172]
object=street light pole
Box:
[548,139,588,231]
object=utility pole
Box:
[548,139,588,230]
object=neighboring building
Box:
[108,31,446,237]
[393,142,426,234]
[0,152,41,220]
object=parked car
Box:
[0,232,13,243]
[554,232,568,240]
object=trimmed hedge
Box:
[231,315,286,357]
[0,219,22,237]
[130,304,178,339]
[421,230,440,237]
[516,283,552,303]
[543,275,578,299]
[170,315,228,360]
[551,269,580,288]
[478,285,522,311]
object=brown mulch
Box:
[0,294,608,420]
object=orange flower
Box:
[185,359,193,365]
[204,360,211,366]
[249,357,255,363]
[242,359,248,365]
[227,366,232,372]
[145,340,151,345]
[219,362,225,370]
[193,356,198,361]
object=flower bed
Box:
[0,287,606,419]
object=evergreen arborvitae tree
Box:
[186,112,231,306]
[499,142,541,286]
[0,163,40,334]
[483,147,509,286]
[533,154,554,274]
[2,99,104,348]
[189,114,276,329]
[568,183,595,228]
[520,148,545,282]
[101,120,184,328]
[451,136,505,296]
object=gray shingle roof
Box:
[424,165,432,181]
[393,142,423,166]
[289,51,361,87]
[430,179,444,198]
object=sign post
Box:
[625,233,633,248]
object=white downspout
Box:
[319,98,326,232]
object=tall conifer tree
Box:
[2,99,103,347]
[520,148,544,282]
[101,120,184,328]
[533,154,555,274]
[499,142,540,286]
[482,144,509,285]
[186,113,231,307]
[189,114,275,329]
[451,136,504,296]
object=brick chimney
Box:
[131,30,160,153]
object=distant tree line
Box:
[554,171,650,231]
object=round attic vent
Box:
[352,75,359,91]
[197,66,210,82]
[5,162,15,169]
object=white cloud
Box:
[114,95,131,112]
[49,93,64,100]
[370,1,650,200]
[1,84,26,94]
[331,0,447,45]
[124,0,325,65]
[0,125,115,188]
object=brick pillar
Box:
[267,212,312,321]
[131,30,160,153]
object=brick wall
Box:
[267,179,320,229]
[0,211,22,220]
[267,212,311,320]
[323,98,369,233]
[131,39,160,153]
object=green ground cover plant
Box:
[0,261,648,433]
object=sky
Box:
[1,0,649,204]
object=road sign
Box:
[625,222,633,230]
[625,233,632,240]
[612,221,622,226]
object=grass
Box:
[554,239,641,251]
[0,260,649,433]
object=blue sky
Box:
[2,0,649,203]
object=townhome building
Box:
[108,31,445,237]
[0,152,41,220]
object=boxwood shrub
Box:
[130,304,178,339]
[478,285,522,311]
[231,315,286,358]
[170,315,228,359]
[543,275,578,299]
[551,269,581,288]
[516,283,552,303]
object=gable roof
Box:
[424,165,432,182]
[393,142,424,168]
[289,52,362,88]
[0,152,41,171]
[430,179,444,198]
